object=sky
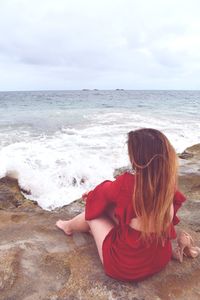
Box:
[0,0,200,91]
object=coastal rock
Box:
[180,143,200,159]
[0,144,200,300]
[0,248,20,292]
[0,177,26,209]
[0,176,38,211]
[178,143,200,199]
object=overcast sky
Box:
[0,0,200,91]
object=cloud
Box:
[0,0,200,90]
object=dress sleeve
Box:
[172,190,187,225]
[85,174,125,220]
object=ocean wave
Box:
[0,90,199,210]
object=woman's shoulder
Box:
[114,171,135,192]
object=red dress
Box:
[85,172,186,281]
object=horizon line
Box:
[0,88,200,93]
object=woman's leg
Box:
[87,217,114,263]
[56,207,117,264]
[56,212,90,235]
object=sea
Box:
[0,90,199,210]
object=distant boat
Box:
[82,89,90,91]
[115,89,124,91]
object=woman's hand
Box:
[82,191,89,201]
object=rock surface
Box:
[0,145,200,300]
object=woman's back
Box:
[85,171,186,281]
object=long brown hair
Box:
[128,128,177,241]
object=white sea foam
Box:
[0,127,128,210]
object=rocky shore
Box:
[0,144,200,300]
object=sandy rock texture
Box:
[0,144,200,300]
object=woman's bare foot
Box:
[56,220,73,235]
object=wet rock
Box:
[184,144,200,156]
[0,176,38,211]
[178,151,194,159]
[179,143,200,160]
[0,177,25,209]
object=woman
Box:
[56,128,199,281]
